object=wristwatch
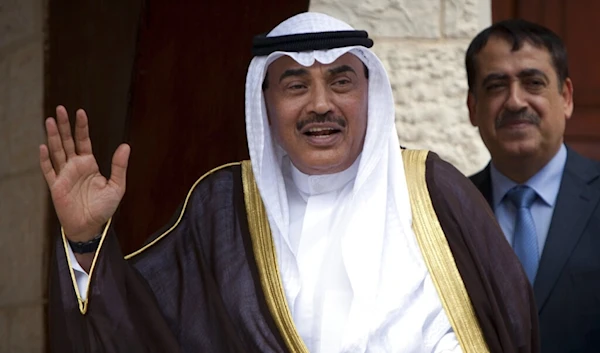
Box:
[68,234,103,254]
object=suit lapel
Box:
[533,149,600,311]
[469,164,493,208]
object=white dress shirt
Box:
[491,144,567,255]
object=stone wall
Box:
[310,0,492,175]
[0,0,47,351]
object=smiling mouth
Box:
[303,127,342,137]
[499,120,534,129]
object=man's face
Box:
[263,53,368,175]
[467,36,573,163]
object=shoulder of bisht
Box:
[402,149,490,353]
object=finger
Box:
[45,116,67,172]
[56,105,76,157]
[39,144,57,186]
[108,144,131,192]
[74,109,93,155]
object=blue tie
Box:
[506,185,539,283]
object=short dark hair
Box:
[465,19,569,93]
[262,62,370,91]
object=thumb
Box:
[109,143,131,191]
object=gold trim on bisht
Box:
[241,160,309,353]
[401,149,489,353]
[125,162,241,259]
[61,218,112,315]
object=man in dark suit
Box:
[465,19,600,353]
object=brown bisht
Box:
[48,151,539,353]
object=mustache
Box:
[296,113,347,131]
[496,108,541,128]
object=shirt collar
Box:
[491,144,567,207]
[290,155,360,197]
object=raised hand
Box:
[40,106,130,242]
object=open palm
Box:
[40,106,130,242]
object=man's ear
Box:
[562,77,574,120]
[467,91,477,127]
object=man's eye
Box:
[485,83,504,91]
[287,83,307,91]
[334,79,350,85]
[527,80,545,87]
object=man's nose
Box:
[308,82,333,115]
[504,82,528,111]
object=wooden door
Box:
[493,0,600,161]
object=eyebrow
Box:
[278,65,358,83]
[481,73,509,87]
[278,68,309,83]
[328,65,357,76]
[517,68,549,82]
[481,69,549,87]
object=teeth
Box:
[308,127,336,132]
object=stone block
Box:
[0,53,8,177]
[444,0,478,38]
[8,305,44,353]
[0,310,8,353]
[0,172,48,306]
[0,0,38,48]
[0,49,7,119]
[444,0,489,38]
[310,0,441,38]
[3,40,44,176]
[374,41,489,174]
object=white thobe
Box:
[277,158,462,353]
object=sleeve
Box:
[48,219,181,353]
[424,152,540,353]
[46,166,252,353]
[65,241,90,299]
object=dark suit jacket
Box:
[470,147,600,353]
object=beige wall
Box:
[310,0,492,175]
[0,0,47,351]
